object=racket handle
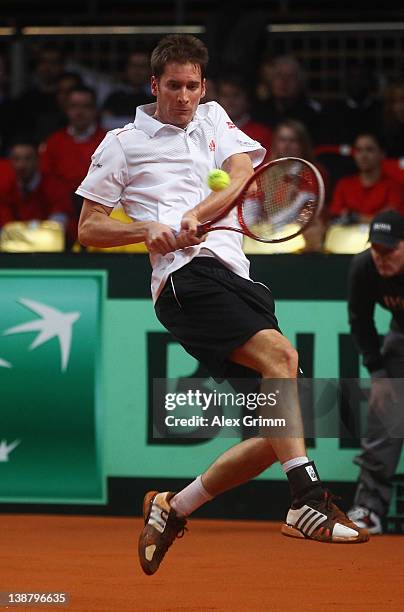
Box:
[174,226,207,238]
[196,224,208,237]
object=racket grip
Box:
[196,224,208,237]
[174,226,207,238]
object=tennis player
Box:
[76,34,368,575]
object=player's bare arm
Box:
[78,198,178,254]
[180,153,254,235]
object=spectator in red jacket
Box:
[0,156,14,191]
[0,141,74,242]
[216,74,272,161]
[40,85,106,217]
[329,132,404,223]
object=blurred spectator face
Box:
[271,58,302,100]
[255,57,274,101]
[66,91,97,132]
[271,124,303,157]
[10,144,38,183]
[391,87,404,123]
[371,241,404,277]
[258,58,273,89]
[36,49,64,86]
[126,51,151,89]
[57,74,82,112]
[217,82,248,120]
[353,135,383,173]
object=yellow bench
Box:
[86,205,148,253]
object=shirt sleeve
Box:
[348,251,384,372]
[210,102,266,169]
[75,132,128,207]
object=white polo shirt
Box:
[76,101,266,302]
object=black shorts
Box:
[155,257,281,381]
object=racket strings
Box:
[240,160,320,242]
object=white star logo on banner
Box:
[0,439,20,462]
[3,299,81,372]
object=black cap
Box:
[369,210,404,248]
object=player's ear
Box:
[151,76,158,97]
[201,78,206,99]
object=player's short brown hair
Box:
[151,34,209,80]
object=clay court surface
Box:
[1,515,403,611]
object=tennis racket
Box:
[197,157,325,243]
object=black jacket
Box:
[348,248,404,373]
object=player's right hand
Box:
[145,222,178,255]
[180,211,199,235]
[175,211,206,249]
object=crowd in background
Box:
[1,42,404,251]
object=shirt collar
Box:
[135,102,206,137]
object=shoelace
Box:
[312,488,344,519]
[324,489,359,526]
[323,488,341,507]
[159,515,187,556]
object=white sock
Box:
[170,475,213,517]
[281,456,309,474]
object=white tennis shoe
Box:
[347,505,383,535]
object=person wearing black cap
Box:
[347,209,404,534]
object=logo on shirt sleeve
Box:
[237,138,257,147]
[226,121,236,129]
[89,150,104,170]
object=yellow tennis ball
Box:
[207,169,231,191]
